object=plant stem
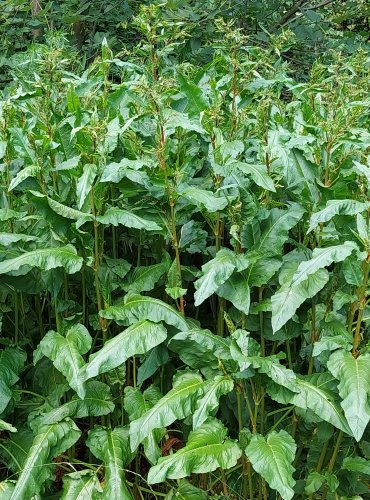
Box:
[352,253,370,355]
[321,431,343,500]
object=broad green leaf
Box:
[0,209,22,222]
[0,348,26,414]
[105,116,120,153]
[97,208,161,231]
[82,320,167,381]
[193,376,234,429]
[254,204,305,255]
[42,381,114,424]
[165,480,207,500]
[87,426,133,500]
[0,233,37,246]
[0,420,16,433]
[9,419,81,500]
[287,149,320,203]
[308,200,370,233]
[271,268,329,332]
[250,356,298,391]
[290,373,352,434]
[35,324,91,398]
[246,256,282,288]
[9,166,39,191]
[123,258,170,293]
[246,430,296,500]
[67,87,81,113]
[76,164,97,209]
[194,249,248,306]
[327,350,370,441]
[179,186,228,212]
[178,74,208,116]
[61,470,103,500]
[216,272,250,314]
[148,418,241,484]
[179,220,208,254]
[234,161,276,191]
[291,242,357,287]
[100,294,189,331]
[129,371,205,451]
[164,111,205,135]
[29,191,94,221]
[0,245,83,275]
[342,456,370,476]
[100,158,149,185]
[169,328,231,372]
[124,386,163,464]
[55,155,81,171]
[342,256,363,286]
[9,127,36,163]
[137,345,170,385]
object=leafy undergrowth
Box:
[0,8,370,500]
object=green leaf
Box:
[179,186,228,212]
[76,164,97,209]
[29,191,94,222]
[290,242,357,287]
[308,200,370,233]
[61,470,103,500]
[35,324,92,398]
[0,245,83,275]
[253,204,305,256]
[289,373,352,434]
[271,268,329,333]
[178,74,208,116]
[97,208,162,231]
[0,233,37,246]
[100,159,149,185]
[42,381,114,424]
[55,155,81,171]
[101,294,189,331]
[169,328,231,370]
[9,166,40,191]
[9,419,81,500]
[124,386,163,464]
[179,220,208,254]
[129,371,205,451]
[342,456,370,476]
[287,149,320,203]
[0,420,17,433]
[327,350,370,441]
[87,426,133,500]
[0,348,26,414]
[246,430,296,500]
[193,376,234,429]
[165,480,207,500]
[234,161,276,191]
[82,321,167,381]
[194,249,248,306]
[9,127,36,163]
[148,418,241,484]
[123,258,170,293]
[216,272,250,314]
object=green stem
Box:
[352,254,370,355]
[169,199,184,314]
[14,292,19,344]
[321,431,343,500]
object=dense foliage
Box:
[0,2,370,499]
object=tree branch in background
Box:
[31,0,42,38]
[275,0,337,28]
[275,0,308,28]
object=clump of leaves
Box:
[0,7,369,500]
